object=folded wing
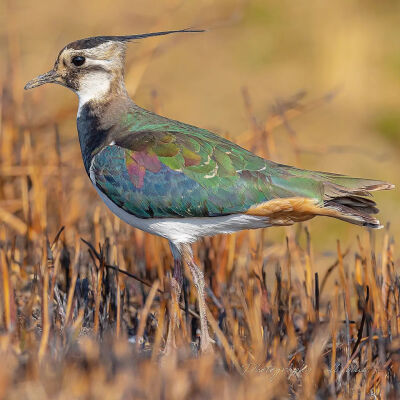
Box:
[91,116,393,226]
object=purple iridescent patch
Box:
[127,151,161,188]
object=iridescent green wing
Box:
[92,109,325,219]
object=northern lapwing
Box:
[25,29,394,352]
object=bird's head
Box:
[24,29,203,106]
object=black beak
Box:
[24,70,59,90]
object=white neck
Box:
[77,70,111,116]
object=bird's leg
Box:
[164,241,183,352]
[181,243,213,353]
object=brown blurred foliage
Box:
[0,0,399,398]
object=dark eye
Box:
[71,56,85,66]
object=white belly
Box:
[94,185,271,243]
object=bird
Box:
[25,28,393,353]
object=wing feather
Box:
[92,109,391,221]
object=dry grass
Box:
[1,88,399,400]
[1,1,400,398]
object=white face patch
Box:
[77,68,111,115]
[59,41,126,116]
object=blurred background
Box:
[0,1,399,397]
[1,0,399,252]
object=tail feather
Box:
[326,196,379,214]
[318,174,394,229]
[324,200,382,229]
[319,174,394,198]
[251,164,393,229]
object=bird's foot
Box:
[200,336,215,354]
[197,328,215,354]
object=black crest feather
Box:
[66,28,204,50]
